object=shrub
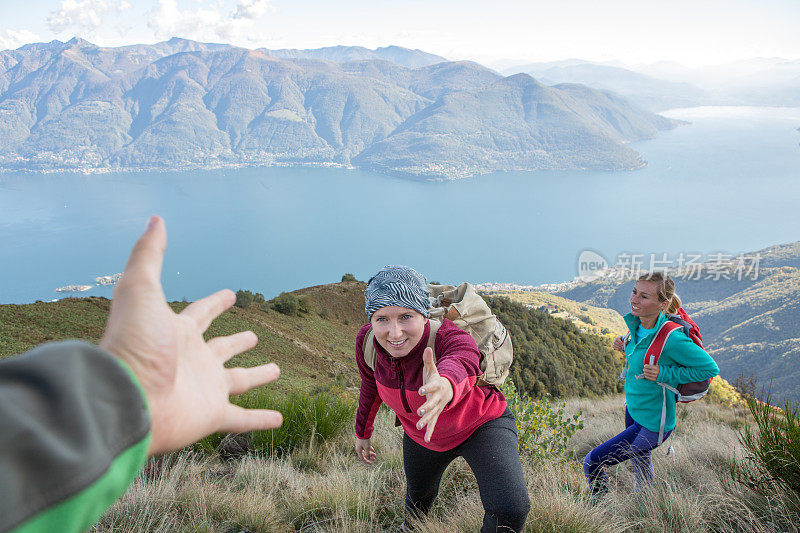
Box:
[297,296,311,314]
[234,289,254,309]
[501,379,584,462]
[319,306,330,319]
[341,273,357,282]
[248,389,353,454]
[195,389,354,456]
[253,292,265,306]
[271,292,299,315]
[733,390,800,499]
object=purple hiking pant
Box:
[582,408,671,495]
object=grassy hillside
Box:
[0,281,369,393]
[486,296,623,398]
[482,289,626,336]
[90,393,800,533]
[0,281,622,401]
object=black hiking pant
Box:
[403,407,530,532]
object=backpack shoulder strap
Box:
[362,319,442,371]
[644,320,683,367]
[362,327,377,371]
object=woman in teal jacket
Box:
[582,272,719,496]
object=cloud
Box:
[0,29,41,50]
[147,0,273,43]
[232,0,272,20]
[147,0,222,40]
[48,0,131,35]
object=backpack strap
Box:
[362,319,441,371]
[643,320,682,368]
[636,320,682,446]
[618,332,632,381]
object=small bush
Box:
[246,389,354,454]
[733,390,800,499]
[234,289,254,309]
[501,379,584,462]
[197,389,354,456]
[271,292,299,315]
[319,306,330,319]
[253,292,265,306]
[341,273,357,282]
[297,296,311,314]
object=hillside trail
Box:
[250,318,318,355]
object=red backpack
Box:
[644,308,711,403]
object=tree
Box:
[272,292,299,315]
[341,273,357,282]
[235,290,254,309]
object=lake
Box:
[1,106,799,304]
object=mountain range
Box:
[503,57,800,112]
[553,241,800,404]
[0,38,678,178]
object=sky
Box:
[1,0,799,68]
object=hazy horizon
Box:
[2,0,798,69]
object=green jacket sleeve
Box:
[0,341,151,533]
[656,332,720,386]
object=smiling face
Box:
[370,306,428,358]
[630,280,668,323]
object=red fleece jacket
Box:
[355,319,507,451]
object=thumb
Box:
[119,215,167,288]
[423,347,436,373]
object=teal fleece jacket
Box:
[622,312,719,434]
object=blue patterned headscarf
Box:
[364,265,431,319]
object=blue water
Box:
[1,106,798,304]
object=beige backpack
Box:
[362,282,513,387]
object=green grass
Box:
[197,388,355,456]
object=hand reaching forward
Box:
[416,347,454,443]
[100,216,283,455]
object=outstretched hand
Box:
[100,216,283,455]
[416,347,454,442]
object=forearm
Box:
[0,341,150,533]
[658,335,719,384]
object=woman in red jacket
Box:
[354,265,530,532]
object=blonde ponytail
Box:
[667,293,682,315]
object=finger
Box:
[424,415,439,442]
[118,215,167,289]
[418,397,438,416]
[208,331,258,362]
[181,289,236,331]
[218,404,283,434]
[226,363,280,395]
[418,403,442,429]
[358,448,374,465]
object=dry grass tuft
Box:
[94,396,798,532]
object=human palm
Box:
[101,216,282,455]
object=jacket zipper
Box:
[397,360,412,414]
